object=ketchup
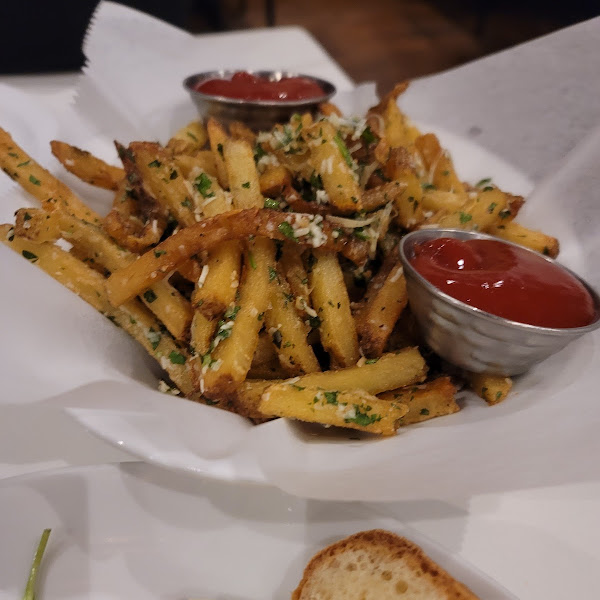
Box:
[410,237,596,328]
[195,71,325,101]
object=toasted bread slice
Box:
[292,529,480,600]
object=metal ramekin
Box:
[183,70,336,132]
[399,228,600,375]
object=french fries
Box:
[260,384,408,435]
[50,141,124,190]
[0,79,558,435]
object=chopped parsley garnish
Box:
[169,351,186,365]
[143,289,158,303]
[194,172,214,198]
[333,133,354,168]
[187,131,198,142]
[476,177,492,187]
[459,212,472,224]
[17,160,30,168]
[309,171,323,190]
[28,175,41,186]
[147,159,162,168]
[487,202,498,213]
[268,266,278,282]
[241,181,251,189]
[264,198,280,209]
[277,221,297,241]
[421,182,436,190]
[224,304,241,320]
[21,250,38,262]
[23,212,32,221]
[147,328,161,350]
[254,144,267,162]
[248,251,257,270]
[361,126,377,145]
[324,391,339,405]
[217,143,224,157]
[365,358,379,364]
[181,197,192,208]
[496,391,503,401]
[308,315,322,329]
[420,408,430,416]
[353,228,368,241]
[8,151,19,158]
[154,249,167,257]
[345,405,382,427]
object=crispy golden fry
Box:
[309,249,360,367]
[355,255,408,358]
[260,384,408,435]
[425,187,510,231]
[14,207,62,242]
[191,171,232,217]
[102,180,166,253]
[14,207,192,340]
[265,267,320,376]
[192,240,242,317]
[280,242,311,312]
[229,120,256,145]
[207,117,229,188]
[382,98,414,149]
[223,138,263,209]
[122,142,198,227]
[259,165,292,198]
[231,379,278,420]
[421,189,467,214]
[111,299,196,397]
[379,377,459,425]
[318,102,343,117]
[248,333,288,380]
[201,238,275,399]
[415,134,465,194]
[1,224,111,312]
[0,128,102,223]
[166,120,208,155]
[361,181,404,213]
[50,140,124,190]
[467,372,513,405]
[307,121,363,213]
[172,152,217,179]
[3,227,197,395]
[189,171,242,354]
[287,348,427,395]
[382,149,426,229]
[106,208,370,307]
[489,220,559,258]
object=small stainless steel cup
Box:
[399,228,600,375]
[183,70,336,131]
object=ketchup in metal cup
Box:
[195,71,325,101]
[410,237,596,328]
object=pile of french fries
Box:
[0,82,559,436]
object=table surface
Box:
[1,26,599,600]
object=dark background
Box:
[0,0,597,92]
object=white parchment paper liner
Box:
[1,2,599,500]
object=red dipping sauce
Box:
[195,71,325,102]
[410,237,597,328]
